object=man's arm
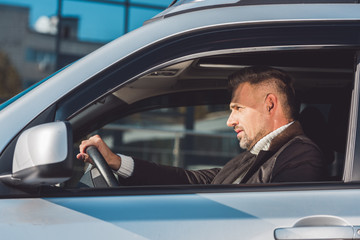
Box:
[78,135,220,185]
[119,157,220,185]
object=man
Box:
[77,66,326,185]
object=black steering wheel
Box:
[86,146,119,187]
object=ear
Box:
[265,93,277,114]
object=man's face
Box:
[227,82,271,150]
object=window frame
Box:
[345,51,360,182]
[1,21,358,197]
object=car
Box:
[1,0,360,239]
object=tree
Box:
[0,52,22,102]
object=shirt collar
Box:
[250,121,294,155]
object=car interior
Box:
[66,48,354,187]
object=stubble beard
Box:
[238,128,266,151]
[238,133,251,150]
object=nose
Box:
[227,111,238,128]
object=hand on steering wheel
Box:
[77,135,121,187]
[85,146,119,187]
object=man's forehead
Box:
[231,83,252,100]
[231,82,265,106]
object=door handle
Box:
[274,215,360,240]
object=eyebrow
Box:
[229,103,243,110]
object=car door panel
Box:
[0,198,147,239]
[14,187,354,239]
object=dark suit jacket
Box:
[119,121,326,185]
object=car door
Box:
[41,50,360,240]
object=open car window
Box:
[66,49,354,188]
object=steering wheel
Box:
[86,146,119,187]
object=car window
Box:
[63,49,355,189]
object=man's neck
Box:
[250,121,294,155]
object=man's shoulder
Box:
[287,134,320,149]
[282,133,322,154]
[272,134,327,182]
[288,134,322,153]
[276,134,324,166]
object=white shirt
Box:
[250,121,294,155]
[115,154,134,178]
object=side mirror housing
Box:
[7,122,73,186]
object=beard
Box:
[239,133,251,150]
[238,128,266,151]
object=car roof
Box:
[149,0,359,22]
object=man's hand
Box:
[77,135,121,170]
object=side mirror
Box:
[7,122,73,186]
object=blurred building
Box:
[0,3,103,88]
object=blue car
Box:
[1,0,360,239]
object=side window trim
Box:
[344,51,360,182]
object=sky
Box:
[0,0,172,42]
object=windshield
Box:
[0,66,68,111]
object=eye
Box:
[234,106,243,111]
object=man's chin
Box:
[239,141,250,150]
